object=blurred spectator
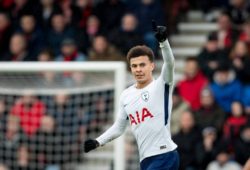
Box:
[191,0,218,13]
[0,12,13,57]
[109,13,144,55]
[62,0,93,29]
[243,85,250,115]
[171,87,190,135]
[88,35,124,61]
[0,115,27,169]
[177,57,208,111]
[206,148,242,170]
[168,0,189,34]
[239,18,250,51]
[194,88,225,131]
[86,96,110,135]
[229,40,250,84]
[0,164,8,170]
[195,127,219,170]
[13,145,35,170]
[60,0,90,30]
[76,15,102,54]
[18,14,45,58]
[37,48,54,61]
[223,101,248,145]
[243,158,250,170]
[49,92,83,163]
[234,124,250,165]
[0,0,13,9]
[74,0,94,29]
[173,111,202,170]
[56,38,86,61]
[215,11,239,49]
[210,65,242,113]
[33,0,61,31]
[30,115,62,169]
[70,71,86,87]
[127,0,165,55]
[2,33,34,61]
[46,13,75,55]
[10,92,46,137]
[197,32,229,81]
[8,0,34,27]
[125,139,140,170]
[94,0,126,34]
[226,0,250,26]
[58,0,75,25]
[0,99,7,134]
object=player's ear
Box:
[151,62,155,71]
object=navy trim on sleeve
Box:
[164,84,169,125]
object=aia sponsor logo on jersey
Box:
[141,91,149,102]
[129,107,154,125]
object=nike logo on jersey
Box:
[129,108,154,125]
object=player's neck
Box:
[136,78,153,89]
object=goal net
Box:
[0,62,140,170]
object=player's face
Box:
[130,56,155,88]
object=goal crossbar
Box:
[0,62,125,72]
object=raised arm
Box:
[84,95,128,152]
[152,21,175,84]
[160,39,175,84]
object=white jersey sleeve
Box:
[96,93,128,146]
[159,39,175,84]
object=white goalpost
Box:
[0,62,127,170]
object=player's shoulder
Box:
[120,84,135,98]
[123,84,135,94]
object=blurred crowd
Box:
[0,0,169,62]
[0,0,250,170]
[171,0,250,170]
[0,90,113,170]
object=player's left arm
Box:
[84,93,128,153]
[84,113,128,153]
[159,39,175,84]
[152,21,175,84]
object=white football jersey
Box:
[96,40,177,161]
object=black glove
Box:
[152,20,167,43]
[84,139,100,153]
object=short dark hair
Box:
[216,63,230,72]
[39,48,55,60]
[127,45,154,64]
[185,56,198,63]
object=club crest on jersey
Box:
[141,91,149,102]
